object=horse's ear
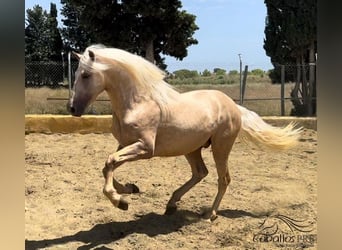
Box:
[71,51,81,60]
[88,50,95,61]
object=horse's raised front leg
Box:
[102,139,154,210]
[111,145,140,194]
[165,148,208,215]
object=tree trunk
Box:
[308,39,315,116]
[145,39,155,63]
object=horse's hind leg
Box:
[165,148,208,215]
[204,134,237,221]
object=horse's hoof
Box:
[164,206,177,215]
[200,207,218,222]
[117,198,129,210]
[125,183,140,193]
[209,214,218,222]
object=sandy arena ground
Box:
[25,128,317,249]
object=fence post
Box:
[238,54,242,105]
[68,52,72,99]
[280,65,285,116]
[241,65,248,104]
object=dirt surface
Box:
[25,129,317,249]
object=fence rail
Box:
[25,59,316,116]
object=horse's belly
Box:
[153,127,211,156]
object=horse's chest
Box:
[111,113,156,146]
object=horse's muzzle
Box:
[67,100,82,117]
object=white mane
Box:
[79,44,176,112]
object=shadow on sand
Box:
[25,209,261,250]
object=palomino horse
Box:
[69,44,302,221]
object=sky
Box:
[25,0,273,72]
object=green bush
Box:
[202,69,211,76]
[250,69,265,77]
[228,70,239,75]
[173,69,199,79]
[213,68,226,75]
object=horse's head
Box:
[68,50,106,117]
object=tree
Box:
[263,0,317,116]
[47,3,64,61]
[25,4,64,87]
[62,0,199,69]
[25,4,63,62]
[173,69,198,79]
[228,70,238,75]
[60,0,95,52]
[202,69,211,77]
[213,68,226,75]
[250,69,265,77]
[25,5,49,62]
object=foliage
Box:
[60,0,95,51]
[213,68,226,75]
[250,69,265,77]
[25,4,63,62]
[168,69,239,85]
[25,4,64,87]
[48,4,64,61]
[62,0,199,69]
[202,69,211,77]
[228,70,238,75]
[264,0,317,68]
[25,5,49,62]
[264,0,317,116]
[173,69,199,79]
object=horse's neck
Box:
[104,73,149,119]
[105,85,133,117]
[104,68,180,119]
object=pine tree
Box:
[47,3,63,61]
[263,0,317,116]
[25,5,50,62]
[25,4,64,62]
[25,4,64,87]
[60,0,94,52]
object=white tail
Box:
[237,105,302,150]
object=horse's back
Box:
[178,89,240,124]
[181,89,241,133]
[180,89,237,110]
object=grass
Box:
[175,82,295,116]
[25,87,112,115]
[25,80,296,116]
